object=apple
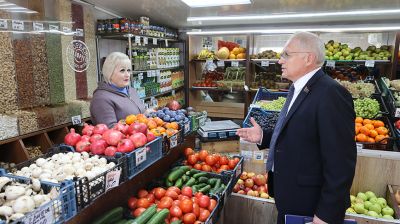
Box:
[233,184,240,193]
[246,190,255,197]
[237,179,244,185]
[357,192,367,201]
[258,186,267,193]
[252,185,259,191]
[244,178,254,188]
[354,198,364,204]
[369,197,378,204]
[382,214,394,220]
[382,206,394,216]
[367,210,379,218]
[260,192,269,199]
[354,203,366,214]
[365,191,376,200]
[239,184,245,190]
[240,172,248,180]
[364,201,372,210]
[254,174,267,186]
[346,208,356,214]
[369,203,382,214]
[247,172,256,178]
[377,197,387,208]
[244,187,251,194]
[350,195,356,203]
[395,120,400,129]
[237,190,245,195]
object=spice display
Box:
[61,34,77,101]
[67,101,82,118]
[32,107,54,129]
[30,35,51,106]
[0,114,19,140]
[13,38,35,109]
[46,33,65,105]
[51,104,69,125]
[84,9,99,97]
[15,110,39,135]
[25,146,43,159]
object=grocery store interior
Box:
[1,0,400,223]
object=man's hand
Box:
[312,215,327,224]
[236,117,262,143]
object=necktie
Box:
[266,85,295,171]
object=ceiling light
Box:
[7,10,37,13]
[187,9,400,21]
[0,7,26,10]
[181,0,251,8]
[0,3,15,6]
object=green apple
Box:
[357,192,368,201]
[382,215,394,220]
[350,195,356,203]
[382,206,394,216]
[369,203,382,214]
[355,198,364,204]
[369,197,378,204]
[333,43,340,48]
[346,207,356,214]
[365,191,376,200]
[377,198,387,208]
[367,210,380,218]
[354,203,366,214]
[364,201,372,210]
[328,46,334,52]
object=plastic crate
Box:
[205,194,222,224]
[126,137,163,179]
[251,87,288,106]
[0,169,77,224]
[190,112,207,132]
[180,118,191,136]
[357,116,397,151]
[162,127,184,155]
[377,78,398,120]
[12,144,127,211]
[243,107,280,131]
[220,156,244,197]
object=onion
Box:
[93,124,108,135]
[64,128,81,147]
[82,123,94,136]
[102,129,123,146]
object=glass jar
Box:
[112,18,120,33]
[119,18,130,33]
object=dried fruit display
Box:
[15,110,39,135]
[30,35,50,106]
[26,146,43,159]
[61,35,77,101]
[84,9,98,97]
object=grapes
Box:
[337,80,375,98]
[246,109,280,131]
[354,98,380,119]
[255,97,286,111]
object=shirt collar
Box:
[293,67,321,91]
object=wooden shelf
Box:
[96,32,178,42]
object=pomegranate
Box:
[129,133,147,148]
[167,100,181,111]
[90,139,107,155]
[137,123,148,135]
[81,135,90,142]
[75,140,90,152]
[113,123,129,134]
[104,146,117,156]
[90,134,103,143]
[93,124,108,135]
[254,174,267,186]
[147,132,156,142]
[82,123,94,136]
[117,139,135,153]
[64,128,81,146]
[127,123,140,135]
[102,129,123,146]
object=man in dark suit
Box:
[237,32,356,224]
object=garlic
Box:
[32,179,41,192]
[5,185,25,200]
[9,213,25,221]
[12,195,35,214]
[35,158,46,167]
[0,205,13,217]
[32,167,42,178]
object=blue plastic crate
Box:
[0,169,77,224]
[251,87,288,105]
[205,194,222,224]
[220,156,244,200]
[243,107,280,131]
[180,118,191,136]
[126,137,163,179]
[162,128,184,155]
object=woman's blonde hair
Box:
[102,52,132,83]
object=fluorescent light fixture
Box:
[7,10,37,13]
[181,0,250,8]
[187,26,400,35]
[187,9,400,21]
[0,3,15,6]
[0,7,27,9]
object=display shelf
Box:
[132,65,183,73]
[96,32,178,42]
[190,87,246,92]
[190,59,246,63]
[251,59,279,62]
[140,86,184,100]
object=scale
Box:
[197,120,240,140]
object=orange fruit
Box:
[355,117,363,124]
[369,130,378,138]
[363,119,372,125]
[373,120,385,128]
[359,126,371,136]
[125,114,137,125]
[355,123,362,128]
[147,120,157,129]
[355,127,361,134]
[231,47,240,55]
[166,128,177,137]
[170,122,179,130]
[356,133,368,142]
[151,129,162,137]
[154,117,164,126]
[367,137,375,143]
[136,114,146,120]
[376,127,388,135]
[138,117,148,125]
[375,135,387,144]
[365,124,375,130]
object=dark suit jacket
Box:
[260,69,357,223]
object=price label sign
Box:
[217,61,225,67]
[184,121,190,134]
[153,38,157,45]
[253,151,264,161]
[231,61,239,67]
[206,59,213,64]
[356,143,363,151]
[135,36,141,44]
[144,103,149,109]
[143,37,148,45]
[261,60,269,67]
[12,20,24,31]
[71,115,82,125]
[172,90,176,96]
[33,22,44,31]
[76,28,84,37]
[326,60,335,68]
[138,73,143,80]
[63,26,71,33]
[22,201,55,224]
[151,97,158,107]
[395,108,400,118]
[49,24,59,31]
[365,60,375,67]
[235,160,242,178]
[135,147,147,165]
[105,169,121,191]
[0,19,7,29]
[165,39,168,47]
[170,135,178,148]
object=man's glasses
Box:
[280,51,311,59]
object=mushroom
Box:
[9,213,25,221]
[35,158,46,167]
[12,196,35,214]
[0,205,13,217]
[31,179,41,192]
[5,185,25,200]
[31,167,42,178]
[0,177,11,191]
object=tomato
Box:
[146,193,155,203]
[137,189,148,198]
[172,199,181,207]
[194,192,203,199]
[198,195,210,208]
[168,186,181,195]
[127,196,138,210]
[170,205,183,218]
[192,203,200,218]
[220,165,230,171]
[219,156,229,165]
[149,188,156,195]
[165,190,179,200]
[193,163,202,170]
[194,221,202,224]
[202,164,212,172]
[228,159,236,169]
[170,217,180,222]
[234,157,240,163]
[184,147,194,156]
[213,153,221,163]
[179,199,193,213]
[178,194,190,201]
[191,197,199,205]
[154,187,167,200]
[137,198,150,208]
[158,197,173,209]
[198,150,208,161]
[183,213,196,224]
[208,199,217,212]
[181,186,193,198]
[165,218,170,224]
[205,155,217,166]
[187,154,198,165]
[132,207,146,217]
[199,208,211,222]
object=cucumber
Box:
[212,179,221,191]
[192,185,198,193]
[181,175,189,183]
[207,178,218,186]
[132,204,157,224]
[183,177,196,187]
[171,220,182,224]
[193,183,207,189]
[166,179,173,187]
[214,186,226,194]
[198,185,212,194]
[198,176,208,184]
[146,208,170,224]
[193,172,207,179]
[174,178,183,188]
[92,207,123,224]
[168,166,190,182]
[188,169,200,176]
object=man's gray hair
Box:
[288,32,325,66]
[102,52,132,83]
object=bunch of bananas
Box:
[197,49,215,60]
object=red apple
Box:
[247,172,255,178]
[254,174,267,186]
[395,120,400,129]
[129,133,147,148]
[260,192,269,199]
[258,186,267,194]
[244,187,251,194]
[237,190,245,195]
[240,172,248,180]
[239,184,245,190]
[252,185,259,191]
[146,132,156,142]
[244,178,254,188]
[237,179,244,185]
[233,184,240,193]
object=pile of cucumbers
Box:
[166,166,227,195]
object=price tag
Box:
[49,24,59,31]
[365,60,375,67]
[71,115,82,125]
[153,38,157,45]
[132,51,137,57]
[170,135,178,148]
[138,73,143,80]
[33,22,44,31]
[0,19,7,29]
[172,90,176,96]
[12,20,24,31]
[22,201,55,224]
[356,143,363,151]
[135,36,140,44]
[184,121,190,134]
[63,26,71,33]
[165,39,168,47]
[217,61,224,67]
[231,61,239,67]
[76,28,84,37]
[235,160,242,178]
[253,151,264,161]
[240,150,252,160]
[206,59,213,64]
[395,108,400,118]
[326,60,335,68]
[144,103,149,109]
[151,97,158,107]
[135,147,147,165]
[105,169,121,191]
[261,60,269,67]
[143,37,148,45]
